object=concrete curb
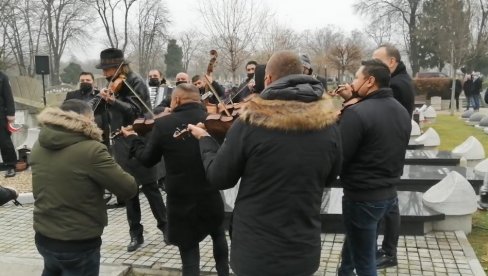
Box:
[455,230,487,275]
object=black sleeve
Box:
[325,125,343,187]
[127,122,165,168]
[199,121,245,190]
[1,73,15,116]
[211,81,226,99]
[339,109,363,169]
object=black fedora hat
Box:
[95,48,129,69]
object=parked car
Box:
[416,72,449,78]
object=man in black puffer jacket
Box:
[188,51,342,276]
[336,59,411,276]
[372,44,415,269]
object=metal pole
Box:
[450,43,456,116]
[41,74,46,107]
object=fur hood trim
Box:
[239,95,338,131]
[37,107,103,141]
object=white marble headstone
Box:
[422,171,478,215]
[411,120,421,136]
[414,127,440,147]
[451,136,485,160]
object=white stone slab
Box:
[451,136,486,160]
[414,127,440,147]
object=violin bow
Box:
[122,79,155,118]
[203,75,231,116]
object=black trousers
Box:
[377,199,400,257]
[126,181,167,237]
[178,225,229,276]
[0,116,17,168]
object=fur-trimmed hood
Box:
[239,95,338,131]
[36,107,103,150]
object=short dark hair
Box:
[60,99,93,115]
[148,69,163,78]
[360,59,391,88]
[378,43,401,62]
[191,75,201,83]
[79,71,94,81]
[246,60,257,67]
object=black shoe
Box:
[376,248,386,259]
[376,254,398,269]
[127,236,144,252]
[5,168,15,178]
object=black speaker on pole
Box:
[35,55,50,75]
[35,55,49,106]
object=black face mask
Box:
[148,78,160,87]
[247,73,254,80]
[199,87,206,95]
[79,83,93,93]
[105,76,112,82]
[175,81,186,86]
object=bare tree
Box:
[300,26,342,77]
[1,0,45,76]
[199,0,269,82]
[42,0,92,84]
[259,21,300,59]
[179,30,204,73]
[365,17,393,46]
[135,0,170,76]
[92,0,137,52]
[354,0,423,76]
[326,34,363,82]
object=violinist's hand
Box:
[121,126,137,137]
[99,88,116,104]
[187,123,210,140]
[247,79,255,90]
[163,107,171,113]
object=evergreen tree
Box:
[60,62,83,84]
[165,39,184,78]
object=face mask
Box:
[79,83,93,93]
[105,76,112,82]
[199,87,206,95]
[175,81,186,86]
[148,78,160,87]
[247,73,254,79]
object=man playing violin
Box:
[95,48,168,252]
[121,83,229,276]
[192,74,226,105]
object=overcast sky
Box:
[69,0,365,62]
[166,0,364,34]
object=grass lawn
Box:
[421,113,488,272]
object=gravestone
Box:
[414,127,440,147]
[452,136,485,160]
[405,150,460,166]
[423,171,478,234]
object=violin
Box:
[92,62,127,111]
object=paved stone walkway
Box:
[0,195,485,276]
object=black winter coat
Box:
[99,71,158,184]
[339,88,411,201]
[198,75,342,276]
[127,103,224,248]
[390,61,415,117]
[0,71,14,116]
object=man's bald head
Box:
[265,51,303,85]
[170,83,201,109]
[175,72,190,83]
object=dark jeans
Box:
[126,181,167,237]
[36,242,100,276]
[338,196,397,276]
[377,199,400,257]
[0,117,17,167]
[178,225,229,276]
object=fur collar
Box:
[37,107,103,141]
[239,95,338,131]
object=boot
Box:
[127,235,144,252]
